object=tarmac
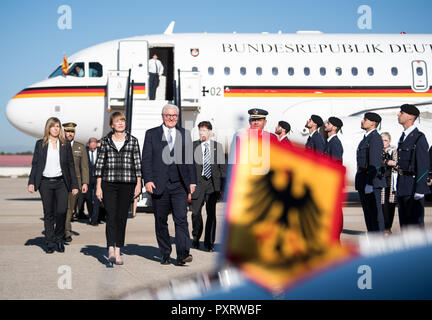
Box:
[1,177,432,300]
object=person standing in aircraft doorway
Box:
[148,53,164,100]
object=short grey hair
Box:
[381,132,391,141]
[161,104,179,115]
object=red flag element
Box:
[61,55,69,75]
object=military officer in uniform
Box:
[305,114,326,152]
[355,112,386,232]
[63,122,89,242]
[396,104,430,228]
[246,108,278,143]
[324,117,344,162]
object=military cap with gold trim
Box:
[62,122,77,132]
[248,108,268,119]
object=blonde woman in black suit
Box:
[28,117,79,254]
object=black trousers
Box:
[39,179,69,248]
[85,179,100,224]
[382,187,396,231]
[101,181,135,248]
[149,73,159,100]
[191,179,218,247]
[397,195,425,228]
[152,181,190,260]
[358,188,385,232]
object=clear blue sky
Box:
[0,0,431,152]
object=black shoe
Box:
[56,242,65,253]
[205,244,214,252]
[64,236,72,243]
[161,255,171,265]
[46,247,55,254]
[192,239,200,249]
[176,254,193,265]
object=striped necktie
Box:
[203,142,211,179]
[168,129,173,151]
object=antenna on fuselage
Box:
[164,21,175,35]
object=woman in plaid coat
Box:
[381,132,398,236]
[95,112,142,266]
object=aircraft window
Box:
[192,67,198,72]
[304,67,310,76]
[256,67,262,76]
[417,67,424,76]
[367,67,374,76]
[48,65,64,78]
[335,67,342,76]
[240,67,246,75]
[224,67,230,75]
[288,67,294,76]
[208,67,214,75]
[68,62,85,77]
[89,62,103,77]
[320,67,326,76]
[391,67,398,76]
[351,67,358,76]
[272,67,278,76]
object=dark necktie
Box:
[203,143,211,179]
[398,132,405,145]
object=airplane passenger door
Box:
[411,60,428,92]
[119,40,149,99]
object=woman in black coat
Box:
[28,117,79,253]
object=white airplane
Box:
[6,22,432,201]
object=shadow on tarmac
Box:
[80,244,162,267]
[6,198,41,201]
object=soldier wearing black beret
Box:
[324,117,344,162]
[305,114,325,152]
[275,120,291,145]
[396,104,430,227]
[355,112,386,232]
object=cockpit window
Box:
[68,63,85,77]
[89,62,103,77]
[48,65,64,78]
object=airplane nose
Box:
[5,94,42,138]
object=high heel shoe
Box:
[114,256,124,265]
[108,256,116,267]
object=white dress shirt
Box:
[148,58,164,75]
[89,149,98,165]
[43,140,62,178]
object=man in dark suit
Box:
[396,104,430,227]
[142,104,197,265]
[305,114,326,152]
[191,121,227,252]
[324,116,344,162]
[84,137,101,226]
[355,112,386,232]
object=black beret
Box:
[278,121,291,132]
[311,114,323,127]
[328,116,343,128]
[248,108,268,119]
[364,112,382,123]
[400,104,420,117]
